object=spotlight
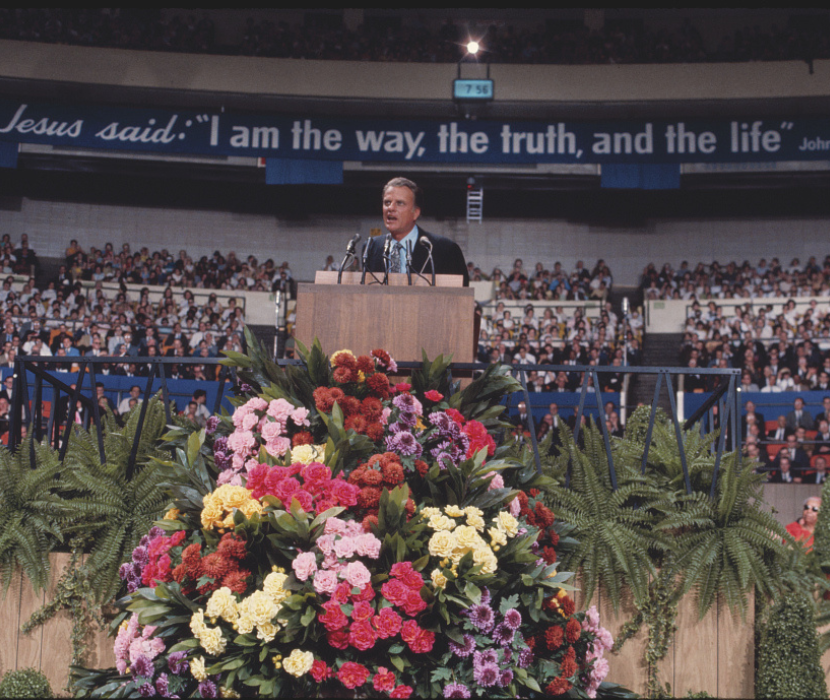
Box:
[466,40,480,56]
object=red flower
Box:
[400,589,427,617]
[352,583,376,603]
[445,408,466,426]
[545,677,572,696]
[356,355,375,374]
[414,459,430,477]
[361,468,384,486]
[310,659,331,683]
[391,686,414,698]
[424,390,444,402]
[358,486,382,510]
[542,546,558,564]
[366,373,390,398]
[381,461,405,485]
[216,533,247,561]
[463,420,496,459]
[362,515,379,532]
[395,382,412,392]
[337,662,369,689]
[365,422,385,442]
[373,607,402,639]
[381,579,409,607]
[565,618,582,643]
[319,600,349,631]
[390,562,423,589]
[327,628,350,650]
[545,625,564,651]
[351,601,374,622]
[313,387,335,412]
[349,619,378,651]
[360,397,383,421]
[333,352,357,370]
[372,668,397,693]
[329,479,360,507]
[292,431,314,446]
[371,348,392,367]
[560,646,578,678]
[222,569,250,595]
[561,595,575,617]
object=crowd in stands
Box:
[2,8,828,66]
[64,239,297,296]
[640,256,830,302]
[475,258,642,393]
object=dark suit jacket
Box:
[365,229,469,286]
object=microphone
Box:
[382,233,393,279]
[405,240,413,285]
[338,233,362,284]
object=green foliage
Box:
[657,453,791,620]
[811,475,830,570]
[448,363,522,425]
[544,421,669,611]
[0,667,53,698]
[624,404,671,443]
[756,591,829,699]
[0,437,69,596]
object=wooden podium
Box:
[293,271,476,363]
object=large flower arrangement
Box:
[75,340,620,699]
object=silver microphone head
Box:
[419,236,433,251]
[383,233,392,255]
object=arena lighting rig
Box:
[454,38,494,103]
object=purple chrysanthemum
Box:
[397,410,418,427]
[469,604,495,632]
[168,651,188,675]
[132,655,154,678]
[131,546,149,566]
[473,649,499,667]
[147,526,164,539]
[429,412,453,431]
[443,683,471,699]
[393,393,421,414]
[213,450,231,471]
[155,672,170,697]
[385,430,423,456]
[138,682,155,697]
[205,416,220,435]
[498,669,514,688]
[473,661,499,687]
[493,622,514,646]
[480,587,491,606]
[198,680,218,698]
[448,634,476,658]
[517,647,534,668]
[503,608,522,630]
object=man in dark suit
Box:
[741,400,765,439]
[511,401,533,433]
[786,396,815,432]
[769,454,800,483]
[777,432,810,476]
[767,415,791,442]
[365,177,469,286]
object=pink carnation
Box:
[260,420,286,443]
[264,436,292,458]
[485,471,504,490]
[216,470,243,486]
[293,552,318,581]
[334,536,357,560]
[313,569,340,595]
[291,407,310,427]
[227,430,256,455]
[509,496,521,517]
[267,398,294,421]
[340,561,371,589]
[354,533,381,559]
[324,517,348,535]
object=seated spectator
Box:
[769,454,800,484]
[786,396,815,431]
[117,385,142,414]
[808,456,829,485]
[768,415,790,442]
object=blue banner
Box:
[1,99,830,166]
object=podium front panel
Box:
[294,282,475,364]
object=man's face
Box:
[382,186,420,240]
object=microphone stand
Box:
[381,233,392,286]
[337,234,360,285]
[405,240,413,286]
[416,237,436,287]
[359,239,371,285]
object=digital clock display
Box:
[453,79,494,101]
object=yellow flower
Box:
[190,656,208,681]
[464,507,486,531]
[453,525,482,550]
[256,621,279,643]
[263,571,289,603]
[488,526,508,548]
[199,626,227,656]
[200,499,224,529]
[496,512,519,537]
[220,687,240,699]
[190,610,207,637]
[472,546,499,574]
[290,444,321,465]
[444,504,465,518]
[283,649,315,677]
[421,507,441,519]
[431,568,448,589]
[240,499,263,520]
[428,530,456,559]
[241,590,279,627]
[206,587,238,624]
[163,508,180,520]
[428,514,457,531]
[356,370,366,383]
[216,485,251,510]
[235,612,255,635]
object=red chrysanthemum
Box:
[544,625,564,651]
[381,461,405,485]
[333,352,358,370]
[365,422,385,442]
[360,396,383,421]
[216,533,247,561]
[356,355,375,374]
[292,431,314,446]
[200,552,232,580]
[313,387,335,412]
[362,514,379,532]
[565,618,582,643]
[222,569,250,595]
[333,366,355,384]
[542,546,558,564]
[358,486,382,510]
[545,677,572,696]
[360,468,384,487]
[561,595,575,617]
[366,372,390,398]
[371,348,392,367]
[560,646,578,677]
[344,414,368,434]
[414,459,430,477]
